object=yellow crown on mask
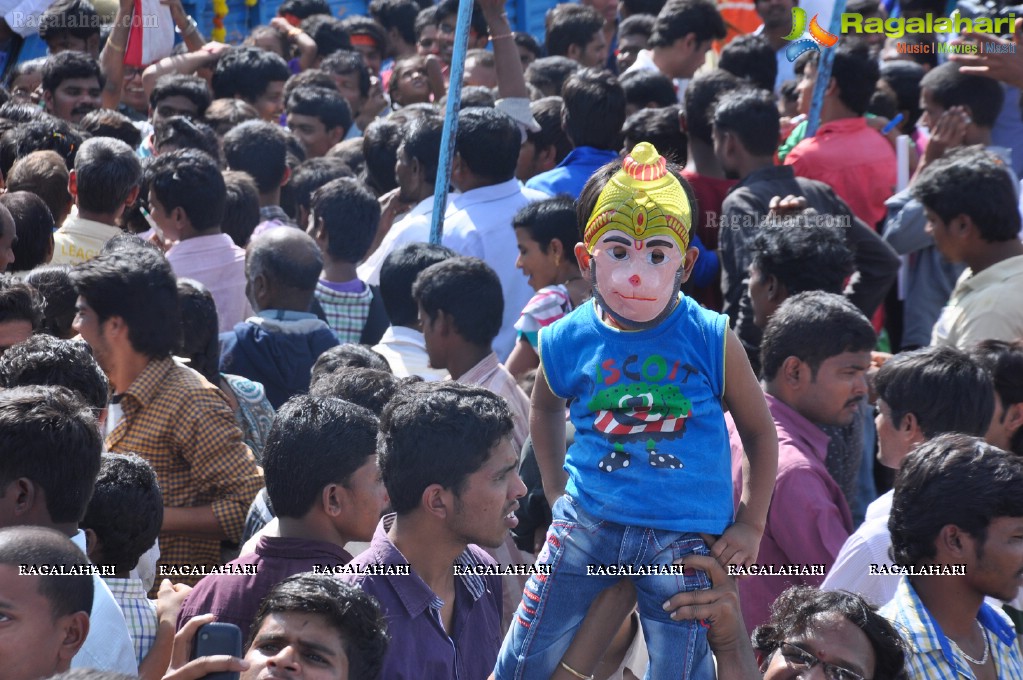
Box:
[583,142,692,253]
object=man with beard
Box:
[41,51,102,125]
[731,291,875,633]
[712,87,898,371]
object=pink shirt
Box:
[167,234,252,333]
[784,117,897,229]
[730,392,852,633]
[456,351,530,456]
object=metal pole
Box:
[807,0,847,138]
[429,0,474,244]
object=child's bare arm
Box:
[717,330,778,568]
[532,364,569,508]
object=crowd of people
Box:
[0,0,1022,676]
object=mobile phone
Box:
[191,622,243,680]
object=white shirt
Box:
[356,195,481,286]
[372,325,447,381]
[821,490,897,607]
[70,530,140,675]
[444,179,547,359]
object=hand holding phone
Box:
[163,614,249,680]
[192,622,243,680]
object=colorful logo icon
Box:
[783,7,839,61]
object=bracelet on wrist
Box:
[491,32,514,40]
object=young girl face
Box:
[515,227,561,292]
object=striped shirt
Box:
[514,284,573,349]
[105,577,158,666]
[881,576,1023,680]
[107,357,264,586]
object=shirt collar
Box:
[457,352,500,384]
[733,164,796,192]
[450,178,524,209]
[889,577,1017,665]
[120,357,176,411]
[255,535,353,563]
[815,117,869,136]
[366,514,489,618]
[166,233,235,256]
[104,577,149,600]
[764,392,831,463]
[555,146,619,169]
[959,255,1023,295]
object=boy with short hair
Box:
[494,143,778,679]
[177,395,386,638]
[149,149,251,332]
[79,453,167,670]
[286,86,352,158]
[308,177,387,345]
[413,256,530,455]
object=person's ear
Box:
[42,89,54,114]
[170,205,188,227]
[536,144,558,173]
[899,411,926,447]
[574,243,591,270]
[56,611,90,665]
[280,165,292,188]
[327,125,344,148]
[123,184,140,209]
[765,274,783,301]
[679,245,699,283]
[435,309,455,338]
[780,356,805,387]
[67,169,78,200]
[1003,402,1023,438]
[825,76,838,99]
[678,108,688,134]
[310,215,327,245]
[421,484,451,520]
[252,273,270,306]
[938,524,971,558]
[104,315,129,343]
[548,237,565,262]
[11,478,36,517]
[954,214,976,238]
[83,527,100,562]
[322,483,344,517]
[567,43,582,63]
[723,130,740,159]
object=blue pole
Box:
[807,0,847,138]
[429,0,474,244]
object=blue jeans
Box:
[494,495,715,680]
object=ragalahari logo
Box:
[783,7,839,61]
